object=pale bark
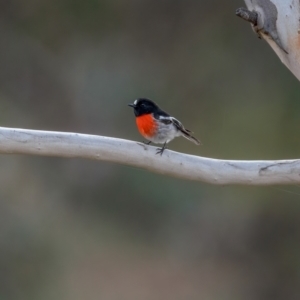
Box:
[0,127,299,186]
[241,0,300,81]
[1,1,299,186]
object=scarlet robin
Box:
[128,98,200,155]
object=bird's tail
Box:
[180,128,201,145]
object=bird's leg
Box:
[143,141,151,145]
[156,142,167,156]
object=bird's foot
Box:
[155,142,167,156]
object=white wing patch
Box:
[158,115,186,130]
[158,115,171,120]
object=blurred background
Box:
[0,0,300,299]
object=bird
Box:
[128,98,200,155]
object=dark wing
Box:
[169,117,185,131]
[154,110,200,145]
[170,117,201,145]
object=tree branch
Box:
[236,7,258,26]
[0,127,299,186]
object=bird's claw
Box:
[155,142,167,156]
[156,148,164,156]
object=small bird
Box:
[128,98,200,155]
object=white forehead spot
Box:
[133,99,138,105]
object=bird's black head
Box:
[128,98,159,117]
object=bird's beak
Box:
[128,103,135,108]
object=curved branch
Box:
[0,127,299,186]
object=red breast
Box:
[136,114,157,138]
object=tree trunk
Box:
[237,0,300,81]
